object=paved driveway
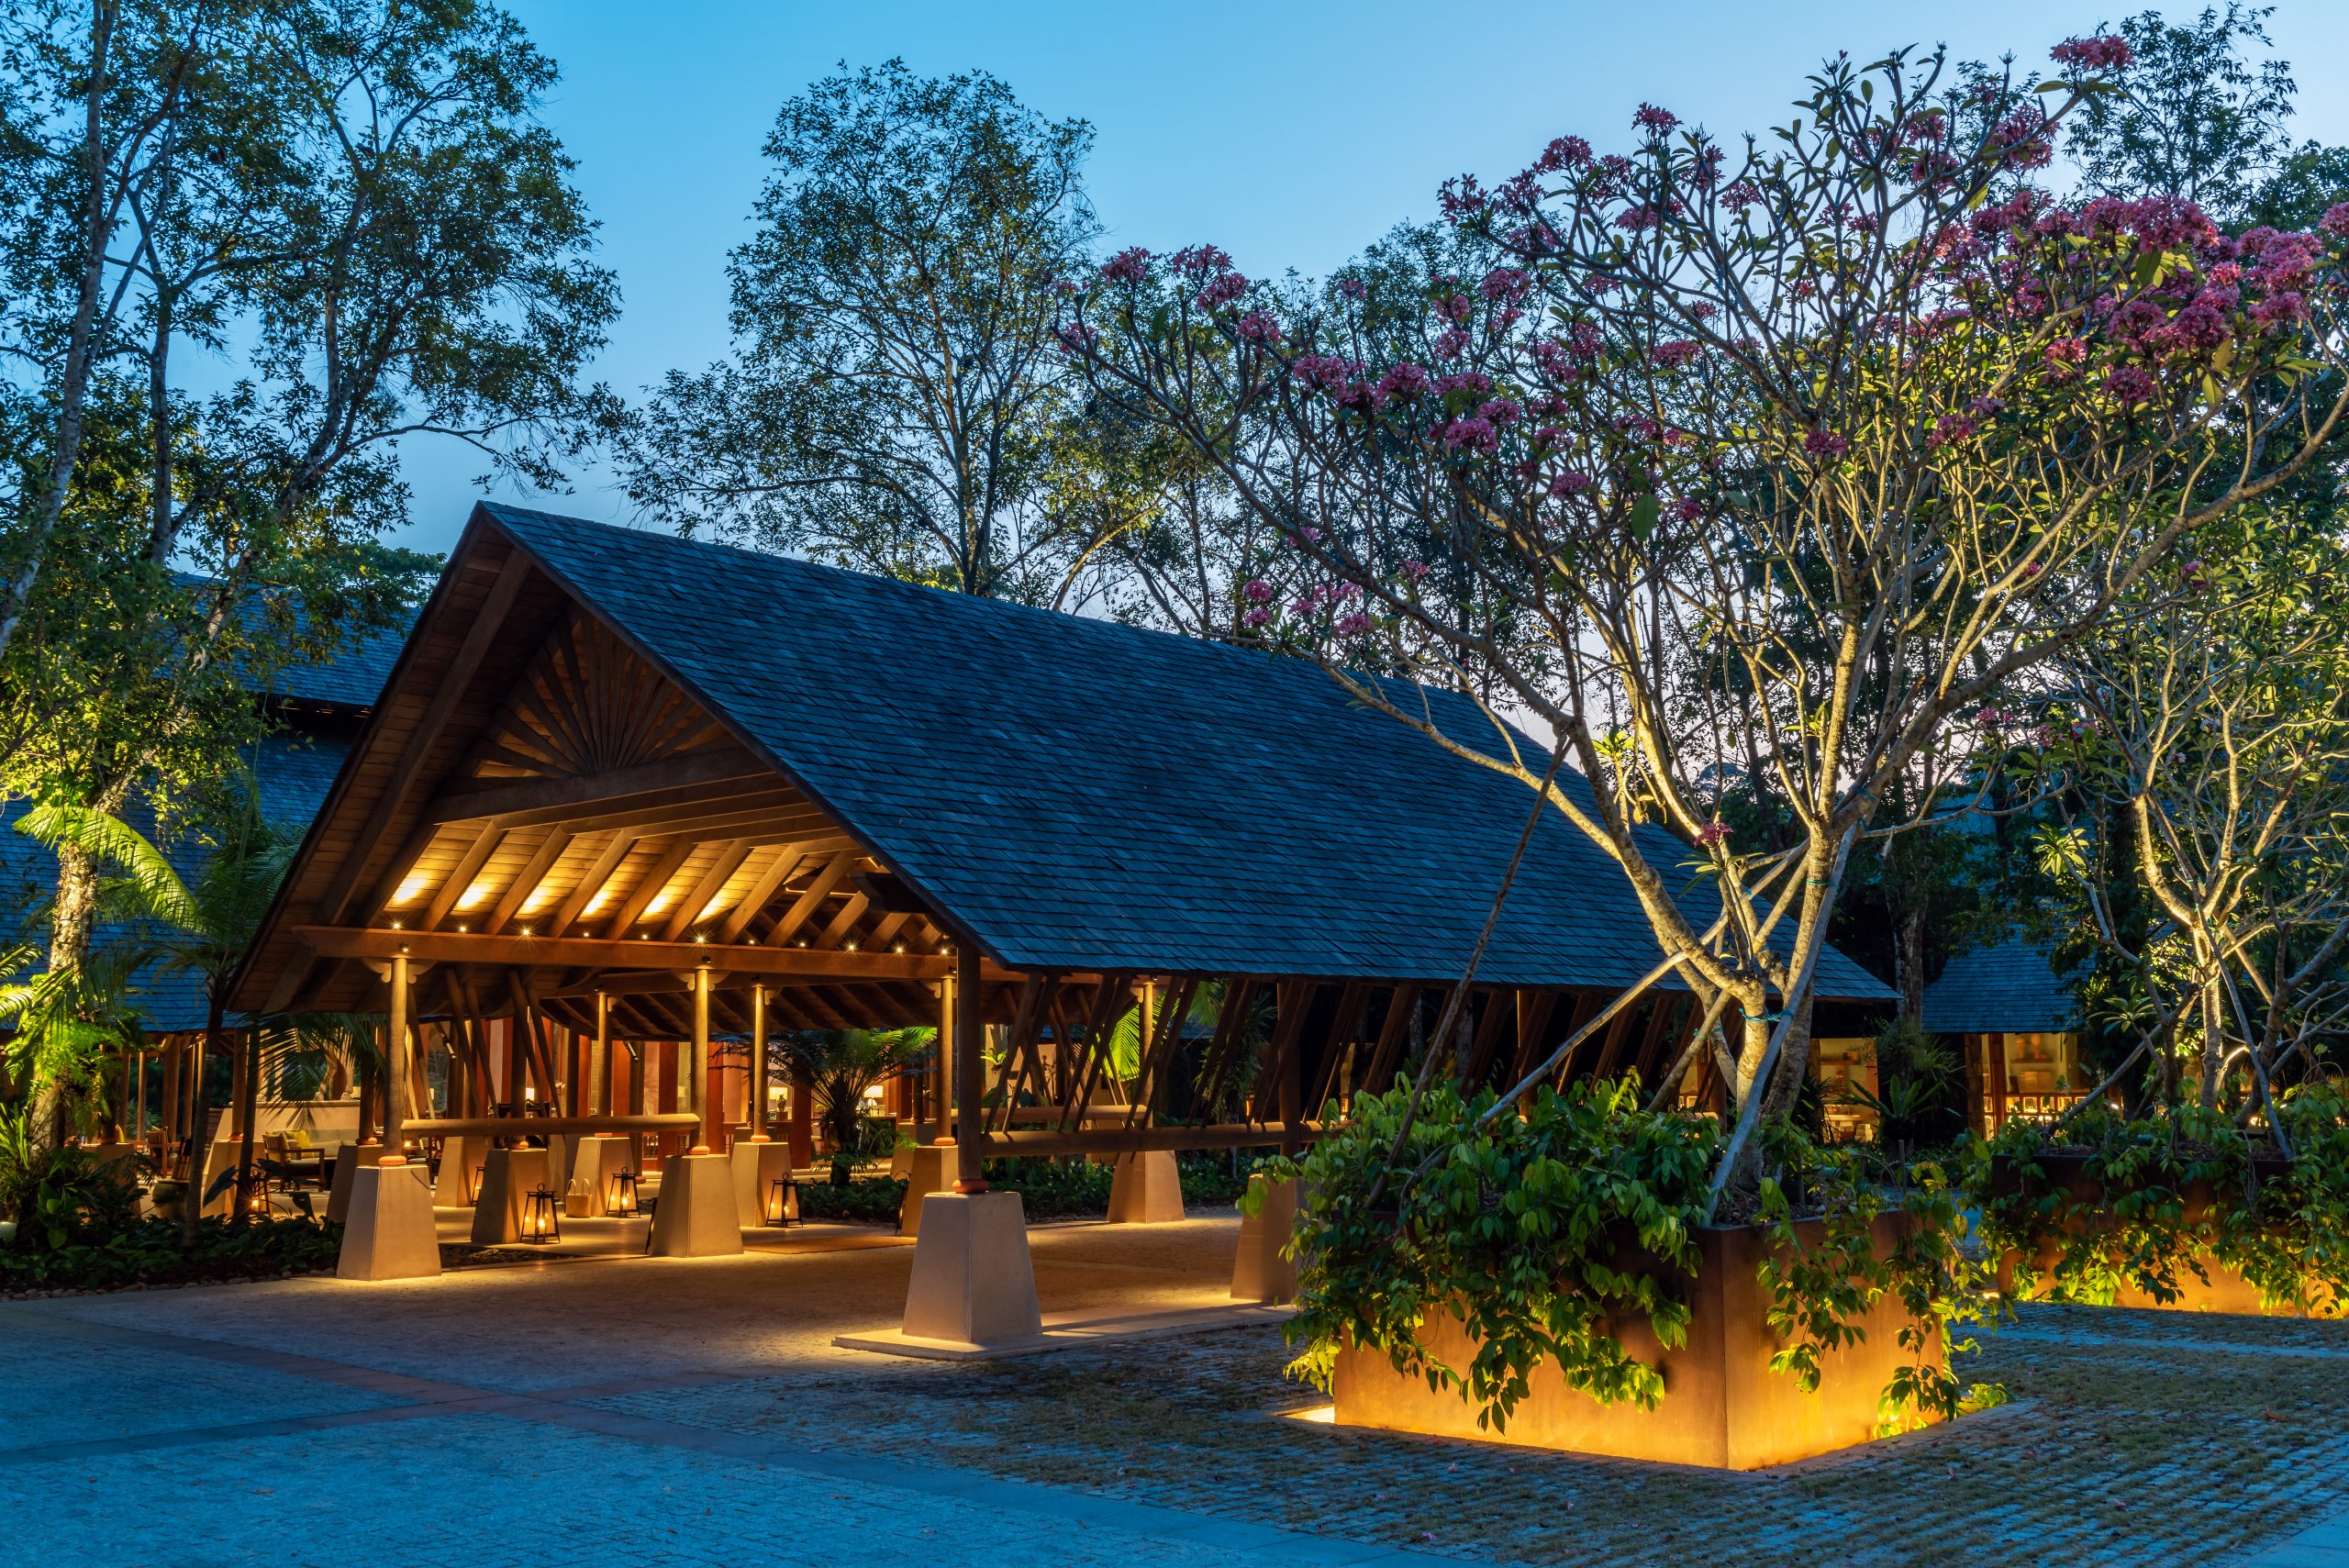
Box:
[5,1215,2347,1566]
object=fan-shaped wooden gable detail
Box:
[234,531,967,1036]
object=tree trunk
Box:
[29,839,106,1150]
[232,1023,262,1221]
[1893,905,1926,1025]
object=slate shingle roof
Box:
[1922,937,2081,1034]
[484,504,1895,1002]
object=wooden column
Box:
[691,966,715,1153]
[932,971,953,1140]
[788,1067,813,1168]
[133,1050,147,1138]
[591,992,610,1117]
[381,953,412,1165]
[750,984,770,1142]
[952,944,985,1191]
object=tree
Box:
[773,1027,931,1184]
[1068,35,2349,1201]
[2016,506,2349,1134]
[617,61,1105,602]
[19,779,292,1238]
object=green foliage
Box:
[1968,1087,2349,1313]
[0,1106,143,1249]
[1753,1136,2003,1432]
[773,1028,933,1180]
[795,1175,908,1225]
[0,1215,342,1295]
[1264,1080,1719,1430]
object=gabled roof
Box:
[1923,937,2081,1035]
[449,504,1888,1000]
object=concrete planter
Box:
[1330,1213,1934,1470]
[1990,1151,2340,1318]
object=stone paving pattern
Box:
[6,1214,2348,1566]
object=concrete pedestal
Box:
[646,1151,744,1257]
[902,1191,1041,1346]
[434,1136,481,1207]
[337,1162,442,1281]
[1106,1150,1186,1224]
[573,1136,636,1218]
[470,1147,549,1245]
[325,1142,383,1226]
[730,1139,794,1226]
[1231,1174,1299,1304]
[896,1143,961,1237]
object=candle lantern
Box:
[465,1163,484,1206]
[764,1174,800,1228]
[607,1167,639,1218]
[520,1185,561,1244]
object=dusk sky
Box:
[389,0,2349,554]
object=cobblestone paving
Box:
[6,1225,2349,1567]
[589,1304,2349,1567]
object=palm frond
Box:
[17,804,201,932]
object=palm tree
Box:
[774,1029,933,1184]
[18,785,294,1242]
[0,943,153,1142]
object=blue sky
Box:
[391,0,2349,555]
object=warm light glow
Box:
[519,927,532,937]
[456,880,493,910]
[583,885,613,917]
[392,873,429,906]
[456,924,469,933]
[844,940,858,951]
[1286,1406,1338,1425]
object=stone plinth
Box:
[324,1142,383,1226]
[901,1191,1041,1347]
[1230,1173,1298,1304]
[1107,1151,1186,1224]
[730,1139,794,1226]
[646,1152,743,1257]
[470,1147,549,1245]
[573,1136,637,1218]
[434,1136,481,1208]
[337,1162,441,1282]
[896,1143,961,1237]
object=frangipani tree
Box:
[1066,37,2349,1197]
[2019,504,2349,1137]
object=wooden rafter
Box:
[419,825,505,932]
[770,849,857,945]
[600,837,696,940]
[483,828,573,936]
[545,829,640,937]
[661,838,755,941]
[715,846,806,942]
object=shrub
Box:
[0,1215,342,1295]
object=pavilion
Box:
[227,503,1892,1337]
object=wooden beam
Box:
[600,836,697,940]
[661,838,755,941]
[418,824,505,932]
[483,828,573,935]
[421,744,769,826]
[815,891,871,949]
[545,829,640,938]
[770,849,857,944]
[294,926,956,983]
[714,846,806,942]
[318,549,534,924]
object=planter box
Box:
[1330,1214,1932,1470]
[1990,1152,2339,1318]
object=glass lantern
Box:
[520,1185,561,1244]
[764,1173,800,1229]
[606,1167,639,1218]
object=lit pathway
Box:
[0,1218,1473,1568]
[9,1220,2349,1566]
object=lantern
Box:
[465,1163,484,1205]
[244,1175,271,1218]
[607,1167,639,1218]
[764,1174,799,1228]
[520,1185,561,1244]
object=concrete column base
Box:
[574,1136,636,1218]
[471,1147,549,1245]
[896,1143,961,1237]
[902,1191,1041,1345]
[434,1136,480,1207]
[647,1151,744,1257]
[337,1163,442,1281]
[1231,1173,1299,1304]
[730,1139,794,1226]
[325,1142,383,1226]
[1106,1150,1186,1224]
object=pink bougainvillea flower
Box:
[1242,578,1274,603]
[1098,247,1152,284]
[2050,33,2132,72]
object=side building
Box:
[1922,935,2089,1134]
